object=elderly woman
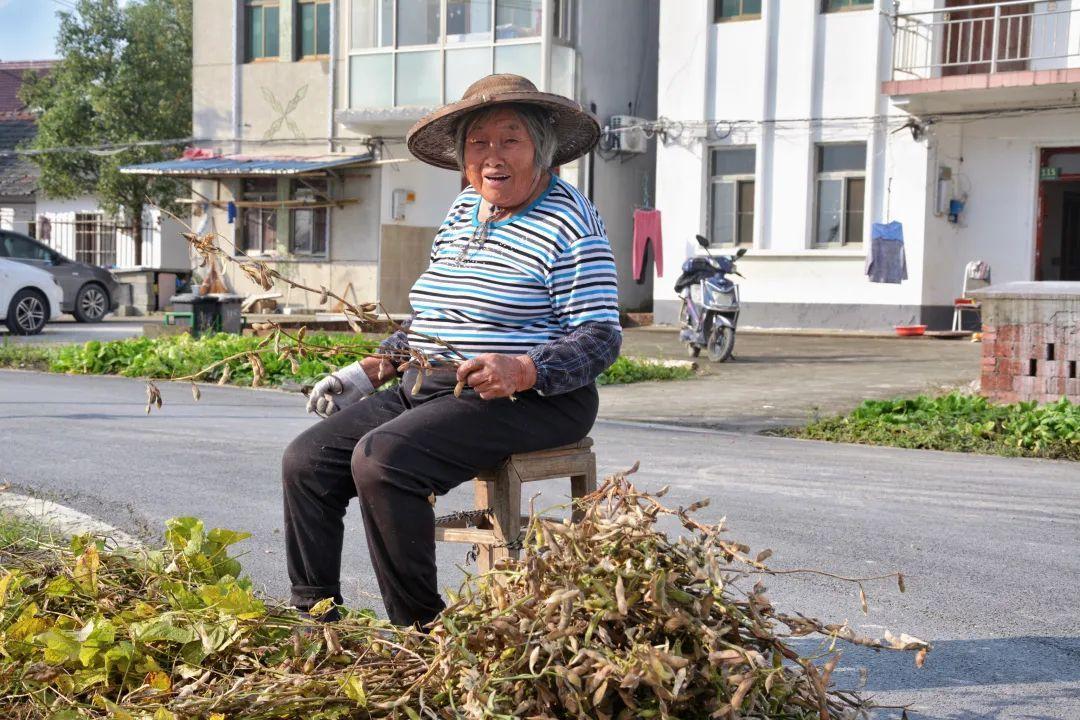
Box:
[282,74,621,627]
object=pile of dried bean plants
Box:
[0,467,928,720]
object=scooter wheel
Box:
[707,325,735,362]
[686,344,701,358]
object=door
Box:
[1063,192,1080,281]
[943,0,1030,76]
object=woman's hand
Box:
[361,356,396,387]
[456,353,537,400]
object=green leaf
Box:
[131,616,197,644]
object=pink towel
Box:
[633,208,663,280]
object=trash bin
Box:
[214,294,244,334]
[167,293,221,337]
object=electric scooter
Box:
[675,235,746,362]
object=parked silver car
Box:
[0,230,121,322]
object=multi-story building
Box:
[653,0,1080,330]
[133,0,658,314]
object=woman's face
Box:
[462,108,539,210]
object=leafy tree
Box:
[20,0,192,264]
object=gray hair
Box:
[454,103,558,174]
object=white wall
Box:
[654,0,710,316]
[378,149,462,230]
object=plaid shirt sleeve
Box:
[526,321,622,396]
[377,315,414,364]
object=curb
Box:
[0,491,141,547]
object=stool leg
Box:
[474,466,522,573]
[473,479,495,573]
[570,452,597,524]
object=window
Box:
[0,232,53,262]
[496,0,541,40]
[298,0,331,57]
[74,214,116,267]
[351,0,393,49]
[714,0,761,22]
[447,0,492,43]
[552,0,575,42]
[707,148,756,247]
[398,0,441,46]
[245,1,280,61]
[290,180,329,256]
[241,179,279,254]
[815,144,866,246]
[822,0,873,12]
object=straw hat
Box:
[406,74,600,171]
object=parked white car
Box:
[0,257,64,335]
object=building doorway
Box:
[1036,147,1080,281]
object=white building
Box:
[653,0,1080,330]
[137,0,658,314]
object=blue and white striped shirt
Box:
[408,175,621,362]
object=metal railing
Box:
[30,217,159,269]
[892,0,1080,80]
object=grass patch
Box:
[3,334,696,387]
[597,356,696,385]
[0,510,57,551]
[0,341,54,371]
[783,392,1080,461]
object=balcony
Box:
[337,0,577,136]
[884,0,1080,113]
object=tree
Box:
[20,0,192,265]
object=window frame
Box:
[348,0,549,109]
[297,0,332,59]
[813,143,867,248]
[820,0,874,14]
[245,0,281,63]
[240,179,280,256]
[289,179,331,257]
[707,146,756,248]
[714,0,761,23]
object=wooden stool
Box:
[434,437,596,572]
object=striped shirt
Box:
[408,175,620,362]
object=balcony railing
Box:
[892,0,1080,80]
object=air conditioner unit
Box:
[609,115,648,154]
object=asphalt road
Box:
[1,370,1078,719]
[0,317,145,345]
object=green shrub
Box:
[788,392,1080,461]
[597,356,695,385]
[0,342,55,371]
[48,332,379,386]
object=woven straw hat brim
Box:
[406,90,600,171]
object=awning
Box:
[119,152,377,178]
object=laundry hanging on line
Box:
[866,221,907,284]
[632,208,663,281]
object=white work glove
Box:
[306,361,376,417]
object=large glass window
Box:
[815,143,866,246]
[496,0,541,40]
[447,0,492,43]
[397,51,441,106]
[350,53,394,106]
[298,0,331,57]
[351,0,393,49]
[552,0,575,42]
[241,179,279,254]
[714,0,761,22]
[398,0,441,46]
[822,0,873,12]
[290,180,329,256]
[446,47,492,101]
[494,43,541,85]
[550,44,575,99]
[245,1,280,61]
[707,147,756,247]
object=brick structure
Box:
[972,283,1080,405]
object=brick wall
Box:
[975,283,1080,405]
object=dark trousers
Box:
[282,372,598,627]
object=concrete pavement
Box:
[608,328,983,431]
[1,370,1078,718]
